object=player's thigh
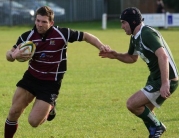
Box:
[28,99,51,125]
[127,90,150,109]
[9,87,35,119]
[12,87,35,105]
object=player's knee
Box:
[28,116,46,127]
[28,118,40,127]
[28,121,39,128]
[8,108,22,120]
[126,99,133,111]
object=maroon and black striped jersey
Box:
[13,26,84,81]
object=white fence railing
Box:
[142,12,179,28]
[102,12,179,29]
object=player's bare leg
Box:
[4,87,34,138]
[28,99,52,127]
[126,90,166,137]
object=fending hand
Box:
[99,50,117,59]
[99,45,111,52]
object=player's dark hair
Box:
[35,6,54,21]
[120,7,144,34]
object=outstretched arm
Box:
[82,32,110,52]
[99,50,138,63]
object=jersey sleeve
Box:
[59,27,84,43]
[141,27,163,52]
[68,29,84,42]
[13,31,31,48]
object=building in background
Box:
[0,0,176,26]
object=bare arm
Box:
[82,32,110,52]
[99,50,138,63]
[155,47,170,98]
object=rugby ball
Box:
[16,41,36,62]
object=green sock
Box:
[137,106,160,127]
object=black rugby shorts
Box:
[16,71,62,105]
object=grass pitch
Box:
[0,21,179,138]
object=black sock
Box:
[4,119,18,138]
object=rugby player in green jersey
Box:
[99,7,178,138]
